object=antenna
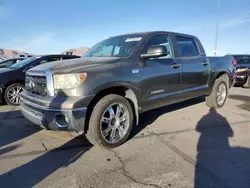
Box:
[213,0,220,56]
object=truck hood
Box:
[31,57,122,74]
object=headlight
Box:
[53,73,87,89]
[236,68,248,72]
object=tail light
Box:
[232,59,237,67]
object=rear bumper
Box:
[20,91,93,131]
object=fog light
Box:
[54,114,68,128]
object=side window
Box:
[0,60,14,67]
[142,35,172,59]
[39,57,61,64]
[176,36,199,57]
[113,46,121,56]
[26,57,61,70]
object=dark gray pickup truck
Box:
[20,31,236,148]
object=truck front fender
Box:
[87,82,140,126]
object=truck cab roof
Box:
[113,31,197,39]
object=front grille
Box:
[25,75,47,96]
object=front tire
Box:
[243,76,250,88]
[206,74,229,109]
[86,94,134,148]
[4,83,24,106]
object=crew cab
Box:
[0,54,80,105]
[232,54,250,88]
[20,31,236,148]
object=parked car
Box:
[0,54,80,106]
[232,54,250,88]
[20,31,236,148]
[0,57,27,68]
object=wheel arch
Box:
[211,70,232,88]
[84,85,140,133]
[216,70,234,88]
[3,80,25,89]
[215,70,230,79]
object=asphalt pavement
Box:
[0,87,250,188]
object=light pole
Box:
[213,0,220,56]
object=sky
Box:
[0,0,250,56]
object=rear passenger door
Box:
[175,35,209,95]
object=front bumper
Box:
[234,71,249,85]
[20,91,93,131]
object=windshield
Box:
[84,34,144,58]
[10,56,40,69]
[234,55,250,64]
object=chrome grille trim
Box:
[26,72,46,77]
[26,69,54,97]
[45,70,54,96]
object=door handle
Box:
[171,63,181,68]
[202,61,208,66]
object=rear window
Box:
[233,55,250,64]
[176,36,199,57]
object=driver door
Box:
[138,34,181,112]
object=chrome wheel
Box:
[7,86,23,105]
[216,83,227,106]
[100,103,130,144]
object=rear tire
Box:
[4,83,24,106]
[206,74,229,109]
[243,76,250,88]
[86,94,134,148]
